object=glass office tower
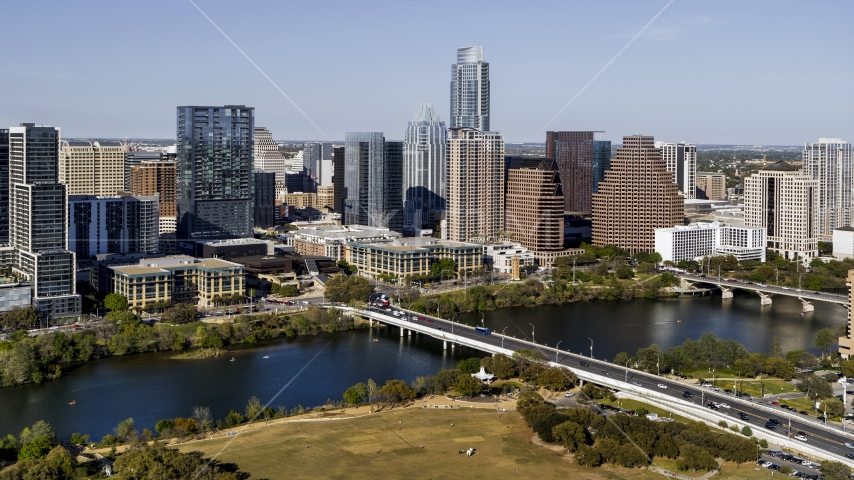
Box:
[403,103,447,236]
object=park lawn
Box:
[784,397,820,416]
[713,379,799,397]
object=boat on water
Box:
[677,319,682,323]
[68,401,76,405]
[263,355,270,359]
[372,338,379,342]
[230,357,236,362]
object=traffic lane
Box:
[376,308,854,453]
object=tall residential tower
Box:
[802,138,853,240]
[656,141,697,199]
[343,132,403,231]
[450,47,489,131]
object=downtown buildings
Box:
[68,194,160,257]
[450,46,489,131]
[58,140,126,196]
[129,158,177,234]
[656,141,697,199]
[654,221,766,263]
[403,103,447,236]
[802,138,853,241]
[254,126,288,182]
[592,135,684,254]
[176,105,254,247]
[545,131,611,213]
[343,132,403,232]
[744,161,819,260]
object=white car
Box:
[718,403,730,409]
[845,442,854,449]
[657,383,668,389]
[564,392,575,397]
[795,434,808,442]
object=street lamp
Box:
[451,313,458,335]
[501,327,507,349]
[625,358,630,383]
[655,353,661,376]
[588,337,593,359]
[555,341,562,363]
[530,323,536,344]
[479,311,485,329]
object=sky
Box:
[0,0,851,145]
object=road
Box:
[362,305,854,463]
[678,273,849,305]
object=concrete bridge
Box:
[334,305,854,465]
[677,273,849,312]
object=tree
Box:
[615,267,634,279]
[842,359,854,378]
[515,391,545,411]
[821,461,852,480]
[482,354,516,379]
[161,304,198,324]
[343,382,368,405]
[245,396,263,420]
[575,444,603,467]
[114,418,138,443]
[18,436,53,461]
[20,421,56,446]
[104,293,129,312]
[456,357,481,374]
[613,351,629,366]
[537,367,575,391]
[192,406,213,432]
[366,379,379,403]
[324,275,375,303]
[379,379,417,403]
[431,258,457,278]
[0,306,40,330]
[68,432,89,445]
[552,421,588,452]
[676,444,718,473]
[741,426,752,436]
[454,375,482,397]
[648,252,662,264]
[815,328,835,358]
[797,373,834,399]
[768,336,783,358]
[764,357,796,381]
[112,442,247,479]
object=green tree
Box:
[379,379,417,403]
[537,366,576,391]
[431,258,457,277]
[245,396,263,420]
[104,293,129,312]
[366,379,379,403]
[18,436,53,461]
[114,418,138,443]
[481,353,516,379]
[821,461,852,480]
[16,445,75,479]
[615,267,634,279]
[160,304,197,324]
[456,357,481,374]
[842,359,854,378]
[343,382,368,405]
[575,444,603,467]
[454,375,482,397]
[515,391,544,411]
[0,306,40,330]
[815,327,835,358]
[648,252,663,264]
[68,432,89,445]
[741,426,752,436]
[552,421,588,452]
[676,444,718,473]
[613,351,629,366]
[797,373,834,399]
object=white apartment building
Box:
[483,243,535,274]
[744,161,819,260]
[59,140,127,196]
[803,138,853,241]
[656,142,697,199]
[254,127,288,183]
[833,227,854,260]
[654,221,766,263]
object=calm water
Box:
[0,291,845,440]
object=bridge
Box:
[677,273,849,312]
[337,304,854,466]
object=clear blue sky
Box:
[0,0,851,145]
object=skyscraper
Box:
[253,171,276,228]
[8,123,80,319]
[343,133,403,231]
[68,194,160,257]
[58,140,126,196]
[304,142,333,181]
[254,127,288,183]
[744,161,819,260]
[450,47,489,131]
[546,131,596,214]
[802,138,853,240]
[656,142,697,199]
[591,135,684,254]
[403,103,447,236]
[130,159,177,234]
[504,157,565,264]
[0,129,9,245]
[445,128,504,242]
[592,139,611,194]
[332,146,345,213]
[176,105,254,244]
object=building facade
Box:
[696,172,726,200]
[8,124,80,319]
[654,221,766,263]
[316,184,334,210]
[68,194,160,259]
[58,140,126,196]
[403,103,447,236]
[744,161,819,260]
[346,238,482,281]
[450,46,489,131]
[483,243,536,274]
[504,158,564,255]
[0,129,8,245]
[343,132,403,232]
[332,146,345,212]
[591,135,684,254]
[656,142,697,199]
[254,127,288,182]
[254,171,276,228]
[290,224,401,260]
[802,138,853,241]
[592,139,611,194]
[129,159,177,234]
[445,128,504,243]
[546,131,597,214]
[176,105,254,244]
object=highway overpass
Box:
[338,305,854,466]
[678,273,849,311]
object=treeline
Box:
[0,306,354,388]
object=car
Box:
[707,403,719,410]
[682,391,693,398]
[580,362,590,367]
[768,418,781,425]
[779,403,789,409]
[631,381,642,387]
[418,317,425,321]
[845,442,854,449]
[718,403,730,409]
[739,413,749,421]
[564,392,575,397]
[723,388,732,394]
[215,311,223,316]
[657,383,667,389]
[427,319,433,323]
[602,370,610,375]
[764,422,776,429]
[846,453,854,459]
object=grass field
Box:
[174,406,784,480]
[711,379,799,397]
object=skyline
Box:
[0,1,852,144]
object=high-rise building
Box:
[332,146,345,213]
[254,127,288,183]
[58,140,126,196]
[0,129,9,245]
[445,128,504,242]
[317,184,335,210]
[546,131,596,214]
[504,157,565,264]
[130,159,177,234]
[696,172,726,200]
[592,140,611,194]
[591,135,684,254]
[343,132,403,231]
[656,142,697,199]
[450,46,489,131]
[125,150,161,191]
[68,194,160,258]
[8,123,80,319]
[253,171,276,228]
[803,138,853,240]
[744,161,819,260]
[304,142,333,181]
[403,103,447,236]
[176,105,254,244]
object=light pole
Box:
[530,323,535,344]
[555,341,562,363]
[655,354,661,376]
[588,337,593,359]
[479,311,485,329]
[501,327,507,349]
[775,267,779,286]
[451,313,458,335]
[625,359,630,383]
